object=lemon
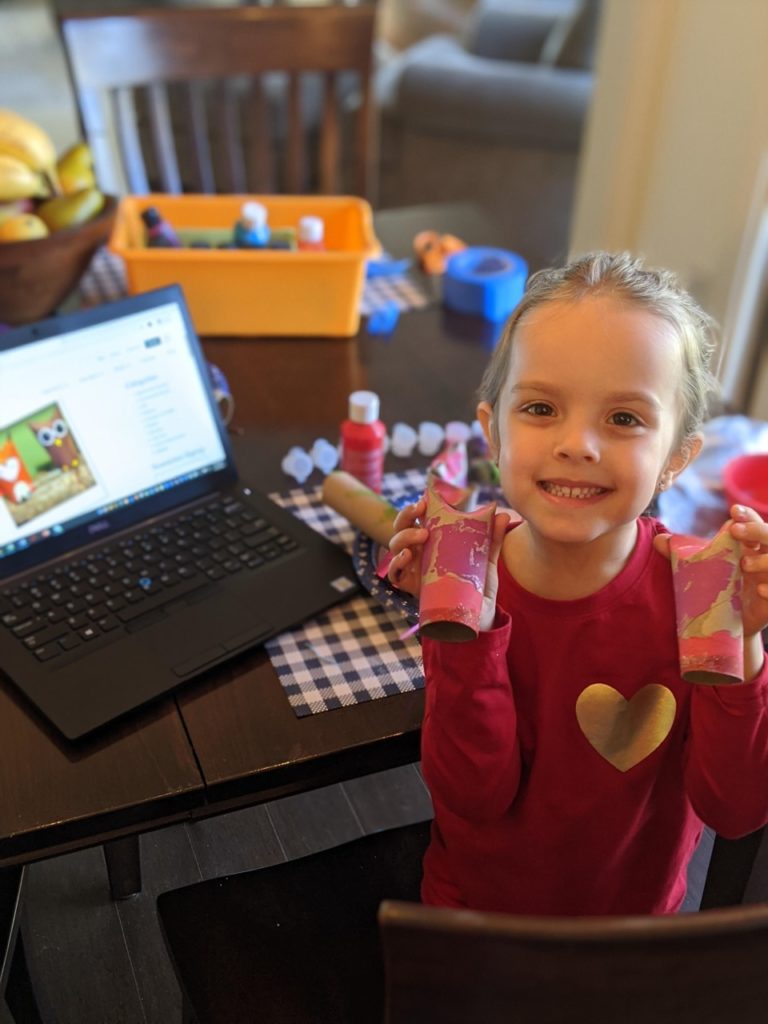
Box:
[0,212,49,241]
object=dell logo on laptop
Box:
[87,520,110,535]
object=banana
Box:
[0,153,49,201]
[0,108,57,175]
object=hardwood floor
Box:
[21,765,434,1024]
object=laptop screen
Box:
[0,287,232,576]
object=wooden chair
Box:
[156,820,431,1024]
[157,822,766,1024]
[379,894,768,1024]
[59,5,378,200]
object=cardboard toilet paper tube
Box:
[321,470,399,547]
[419,477,496,642]
[669,526,743,685]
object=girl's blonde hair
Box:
[478,251,719,449]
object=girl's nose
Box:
[553,425,600,462]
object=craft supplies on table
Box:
[266,470,426,717]
[109,194,380,337]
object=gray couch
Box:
[376,0,600,270]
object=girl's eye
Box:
[610,411,641,427]
[521,402,555,417]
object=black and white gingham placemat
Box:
[266,470,426,717]
[78,247,430,315]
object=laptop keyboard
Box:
[0,495,299,664]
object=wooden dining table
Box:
[0,202,514,902]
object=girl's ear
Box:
[476,401,498,460]
[661,432,703,489]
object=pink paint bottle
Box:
[340,390,386,493]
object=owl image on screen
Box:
[0,403,96,529]
[0,437,35,505]
[29,412,81,471]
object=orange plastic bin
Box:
[109,194,379,337]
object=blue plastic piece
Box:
[367,301,400,335]
[366,256,412,278]
[442,247,528,322]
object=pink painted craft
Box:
[419,476,496,642]
[669,525,743,685]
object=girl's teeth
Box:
[543,483,604,499]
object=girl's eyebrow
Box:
[507,381,555,395]
[606,390,663,410]
[509,382,662,410]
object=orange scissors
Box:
[413,230,467,275]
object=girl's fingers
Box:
[388,547,412,585]
[487,513,511,568]
[730,508,768,553]
[652,532,672,561]
[389,526,429,556]
[392,496,427,533]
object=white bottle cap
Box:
[445,420,471,444]
[348,390,380,424]
[241,201,268,228]
[418,421,445,456]
[390,422,418,457]
[299,215,324,244]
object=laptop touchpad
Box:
[134,592,271,675]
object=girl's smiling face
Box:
[478,293,699,553]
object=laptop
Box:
[0,285,360,741]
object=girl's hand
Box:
[388,496,429,597]
[388,496,511,632]
[654,504,768,681]
[654,506,768,636]
[477,510,512,632]
[729,504,768,640]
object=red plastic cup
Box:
[723,453,768,519]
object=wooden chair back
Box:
[379,896,768,1024]
[59,5,378,199]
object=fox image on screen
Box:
[0,436,35,504]
[0,403,95,529]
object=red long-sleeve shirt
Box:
[420,516,768,915]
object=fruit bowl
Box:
[0,194,117,326]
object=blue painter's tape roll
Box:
[443,247,528,323]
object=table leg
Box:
[103,836,142,900]
[0,866,43,1023]
[699,826,765,909]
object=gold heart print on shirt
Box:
[575,684,676,772]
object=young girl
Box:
[389,251,768,916]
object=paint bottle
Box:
[297,215,326,252]
[340,390,386,493]
[141,206,181,248]
[233,201,270,248]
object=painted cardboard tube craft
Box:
[321,470,399,548]
[669,524,744,685]
[428,439,478,511]
[419,475,496,643]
